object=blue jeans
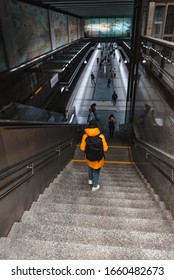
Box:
[88,167,101,188]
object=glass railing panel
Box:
[133,37,174,155]
[140,37,174,91]
[0,102,75,124]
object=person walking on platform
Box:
[111,67,116,78]
[90,103,99,121]
[108,114,116,138]
[113,67,116,78]
[87,108,94,124]
[90,72,96,85]
[107,78,111,88]
[99,61,102,70]
[112,91,118,107]
[103,64,107,76]
[137,72,141,84]
[80,120,108,191]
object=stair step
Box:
[1,238,174,260]
[53,175,145,187]
[48,182,149,194]
[44,185,151,201]
[61,169,139,175]
[67,168,137,174]
[8,223,174,251]
[54,178,146,187]
[31,201,164,220]
[57,178,142,185]
[38,193,158,209]
[59,173,140,181]
[69,163,136,170]
[58,178,143,185]
[59,176,142,183]
[21,210,172,233]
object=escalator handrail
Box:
[0,120,77,128]
[60,46,93,87]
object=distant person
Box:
[103,64,107,76]
[107,78,111,88]
[108,114,116,138]
[137,104,151,126]
[137,72,141,84]
[99,61,102,70]
[90,103,99,121]
[103,60,107,77]
[112,91,118,107]
[90,72,95,85]
[80,120,108,191]
[119,56,121,64]
[87,108,94,123]
[113,67,116,78]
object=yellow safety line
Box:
[105,161,135,164]
[108,145,131,149]
[76,144,131,149]
[71,159,136,165]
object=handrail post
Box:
[172,169,174,182]
[56,148,61,155]
[27,163,34,175]
[146,152,150,159]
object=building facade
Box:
[146,0,174,41]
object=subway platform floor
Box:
[71,43,127,140]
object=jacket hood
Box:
[84,127,100,136]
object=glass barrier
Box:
[0,102,76,124]
[140,37,174,91]
[133,37,174,155]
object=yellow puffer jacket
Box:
[80,127,108,169]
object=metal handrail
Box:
[0,138,75,199]
[133,138,174,183]
[142,54,174,87]
[134,139,174,168]
[0,120,76,128]
[120,123,174,183]
[142,35,174,50]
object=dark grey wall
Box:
[131,147,174,217]
[0,124,77,236]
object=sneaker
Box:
[88,179,92,185]
[92,185,100,191]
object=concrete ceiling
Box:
[19,0,135,18]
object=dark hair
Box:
[88,120,98,127]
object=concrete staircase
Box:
[0,146,174,259]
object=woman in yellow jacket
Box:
[80,120,108,191]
